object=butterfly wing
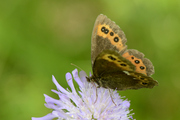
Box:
[91,14,127,67]
[91,14,155,76]
[92,50,158,90]
[122,49,154,76]
[93,50,135,77]
[90,14,158,90]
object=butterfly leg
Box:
[91,82,99,104]
[108,88,116,106]
[86,76,98,103]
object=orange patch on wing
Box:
[96,24,125,51]
[122,52,147,75]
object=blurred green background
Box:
[1,0,180,119]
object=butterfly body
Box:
[89,14,158,91]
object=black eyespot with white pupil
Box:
[140,66,145,70]
[114,37,119,42]
[135,60,140,64]
[104,29,109,34]
[101,27,106,32]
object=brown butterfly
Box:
[87,14,158,91]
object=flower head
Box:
[32,69,134,120]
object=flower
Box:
[32,69,134,120]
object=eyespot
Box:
[140,77,145,80]
[120,63,126,66]
[142,82,148,85]
[101,27,106,32]
[131,57,134,59]
[108,56,116,60]
[140,66,145,70]
[104,29,109,34]
[114,37,119,42]
[110,32,114,36]
[135,60,140,64]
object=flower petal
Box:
[32,113,57,120]
[66,72,76,94]
[52,75,69,95]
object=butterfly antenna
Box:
[71,63,84,71]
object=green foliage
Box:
[0,0,180,119]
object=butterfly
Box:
[87,14,158,91]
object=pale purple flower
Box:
[32,69,134,120]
